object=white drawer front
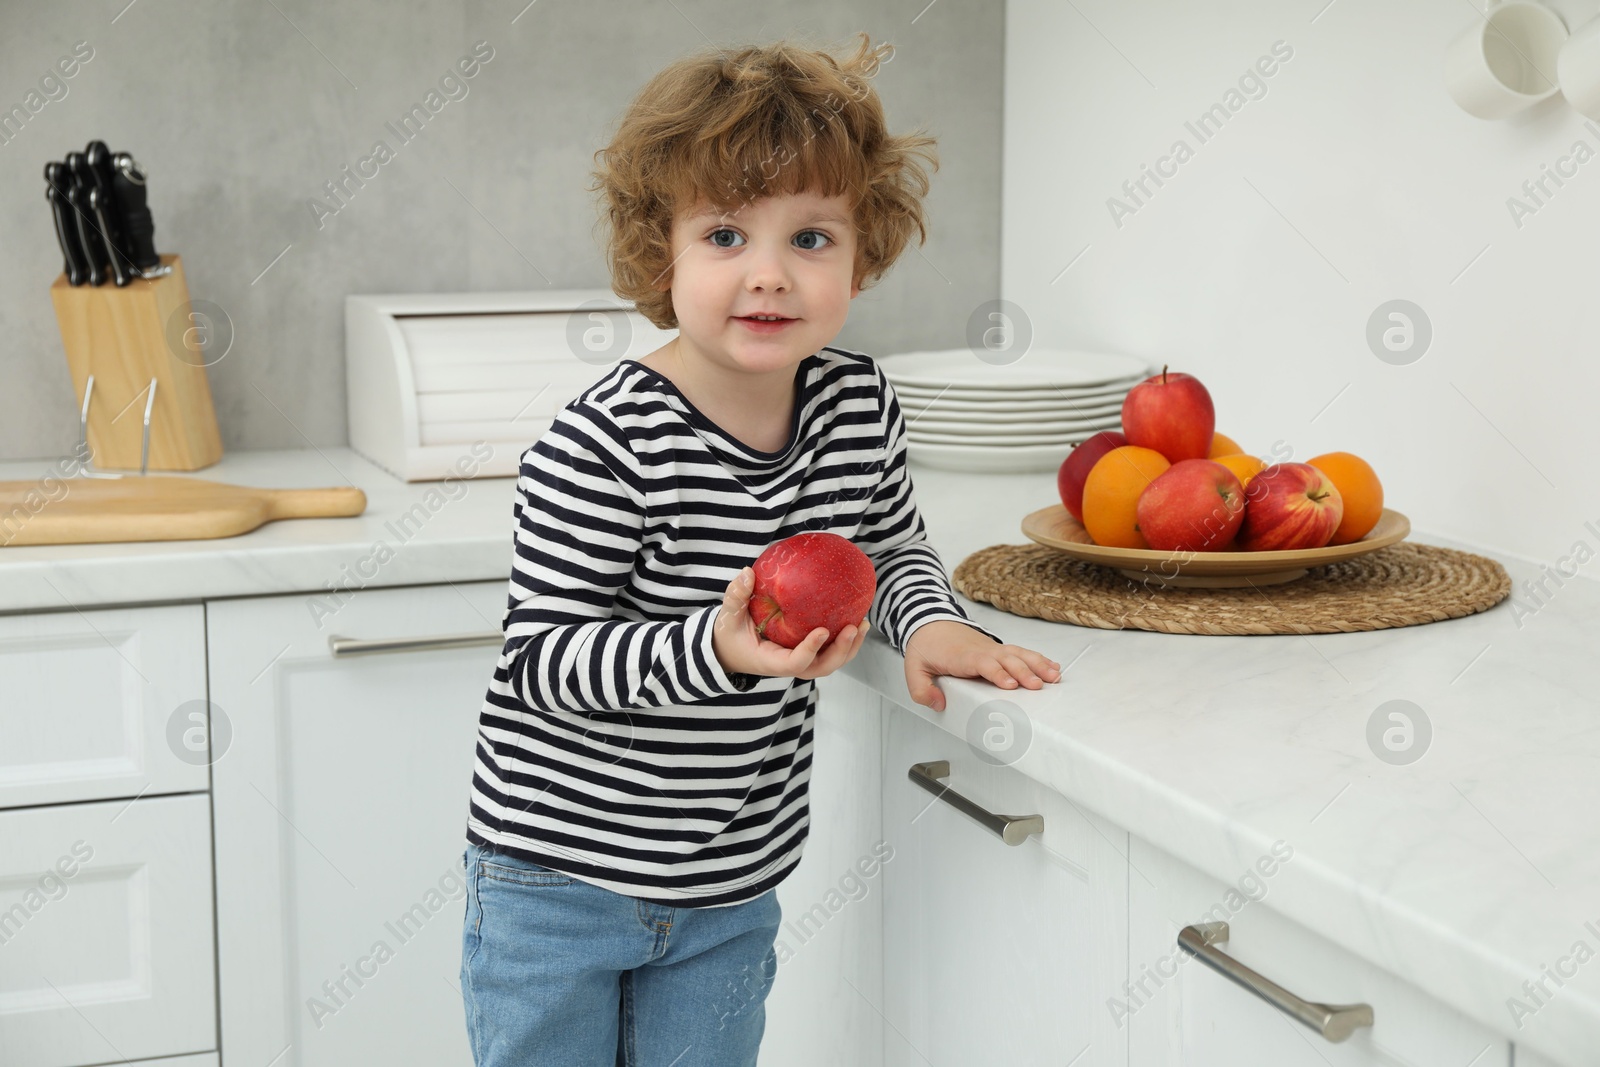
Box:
[882,703,1129,1067]
[0,603,209,809]
[0,793,216,1067]
[209,580,505,1067]
[1128,837,1510,1067]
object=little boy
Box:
[459,32,1061,1067]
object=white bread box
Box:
[344,288,676,481]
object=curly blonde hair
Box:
[588,32,938,330]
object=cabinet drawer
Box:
[1127,836,1510,1067]
[762,674,886,1067]
[0,793,217,1067]
[209,580,505,1067]
[881,703,1129,1067]
[0,603,209,809]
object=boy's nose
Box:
[745,247,791,292]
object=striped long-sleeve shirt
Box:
[465,345,1003,908]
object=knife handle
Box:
[64,174,105,286]
[85,140,133,274]
[45,162,87,286]
[89,187,131,287]
[111,152,160,271]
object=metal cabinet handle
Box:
[907,760,1044,845]
[328,631,502,657]
[1177,922,1374,1043]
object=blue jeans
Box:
[459,842,783,1066]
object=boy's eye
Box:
[706,229,833,251]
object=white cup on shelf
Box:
[1444,0,1567,118]
[1558,7,1600,119]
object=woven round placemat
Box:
[952,541,1511,635]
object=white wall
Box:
[1003,0,1600,569]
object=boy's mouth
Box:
[735,315,797,332]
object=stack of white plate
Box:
[879,349,1153,473]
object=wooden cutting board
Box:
[0,475,368,546]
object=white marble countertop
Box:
[864,461,1600,1066]
[2,447,1593,1062]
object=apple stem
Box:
[1161,363,1169,384]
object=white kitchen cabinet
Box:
[1126,836,1511,1067]
[207,580,506,1067]
[761,673,886,1067]
[880,701,1129,1067]
[0,603,209,810]
[0,793,216,1067]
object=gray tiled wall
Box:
[0,0,1001,463]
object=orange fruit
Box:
[1307,451,1383,545]
[1081,446,1171,548]
[1212,452,1267,488]
[1209,432,1243,458]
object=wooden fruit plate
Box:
[1019,505,1412,588]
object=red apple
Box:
[1121,365,1215,462]
[1057,430,1128,522]
[1235,463,1344,551]
[1135,459,1246,552]
[748,532,877,649]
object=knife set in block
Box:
[50,252,223,472]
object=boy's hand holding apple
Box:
[713,566,870,681]
[713,531,877,682]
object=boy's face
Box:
[657,189,860,377]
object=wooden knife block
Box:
[50,253,223,472]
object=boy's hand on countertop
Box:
[902,620,1061,713]
[713,567,871,681]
